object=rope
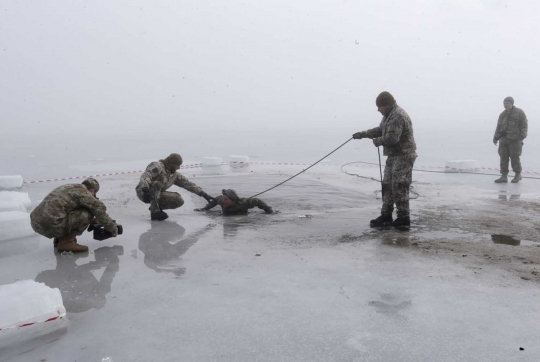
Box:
[249,138,353,198]
[342,161,540,180]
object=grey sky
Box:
[1,0,539,156]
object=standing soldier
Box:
[30,178,118,253]
[493,96,528,183]
[135,153,214,221]
[353,91,417,229]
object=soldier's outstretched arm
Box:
[353,126,382,140]
[249,198,273,214]
[72,191,117,235]
[195,198,219,212]
[174,173,203,194]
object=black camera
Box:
[87,224,123,241]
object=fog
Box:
[1,0,540,178]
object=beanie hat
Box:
[375,91,396,107]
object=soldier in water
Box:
[195,189,273,215]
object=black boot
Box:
[392,216,411,230]
[370,214,393,228]
[151,210,169,221]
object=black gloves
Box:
[141,188,152,203]
[200,192,215,203]
[352,132,363,140]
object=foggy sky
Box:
[1,0,539,168]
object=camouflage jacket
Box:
[136,161,203,195]
[494,106,528,142]
[357,104,417,157]
[202,195,271,215]
[30,184,116,239]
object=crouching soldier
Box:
[195,189,273,215]
[136,153,214,221]
[30,178,118,253]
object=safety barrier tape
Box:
[0,314,65,331]
[20,160,540,185]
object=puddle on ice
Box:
[491,234,537,246]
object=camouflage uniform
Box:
[493,106,528,174]
[201,195,272,215]
[30,184,117,239]
[356,103,417,218]
[136,160,204,213]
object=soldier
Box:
[136,153,214,221]
[194,189,273,215]
[30,178,118,253]
[493,96,528,183]
[353,91,417,229]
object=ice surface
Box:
[0,211,35,242]
[0,191,32,210]
[0,175,23,189]
[445,159,479,173]
[0,280,65,330]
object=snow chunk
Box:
[0,211,35,242]
[0,191,32,210]
[0,175,23,189]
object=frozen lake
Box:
[1,166,539,361]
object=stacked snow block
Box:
[444,160,479,173]
[0,175,35,242]
[0,280,66,351]
[201,157,224,175]
[229,155,250,172]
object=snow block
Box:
[0,201,27,212]
[0,280,66,331]
[0,191,32,210]
[0,211,35,242]
[444,160,479,173]
[229,155,250,172]
[201,157,224,174]
[0,175,24,189]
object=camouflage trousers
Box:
[30,208,93,239]
[498,138,523,174]
[136,181,184,213]
[381,154,416,218]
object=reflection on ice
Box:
[35,246,122,313]
[491,234,521,246]
[138,221,215,276]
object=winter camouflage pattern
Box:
[494,106,527,174]
[30,184,117,239]
[498,138,523,174]
[201,195,272,215]
[493,106,528,142]
[356,104,417,157]
[136,161,203,213]
[381,154,416,218]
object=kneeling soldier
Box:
[30,178,118,253]
[136,153,214,221]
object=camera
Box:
[87,223,123,241]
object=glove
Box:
[263,207,274,214]
[493,138,498,146]
[352,132,363,140]
[373,138,383,147]
[200,192,215,203]
[142,188,152,203]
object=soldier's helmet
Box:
[82,178,100,193]
[222,189,239,202]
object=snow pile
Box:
[0,280,66,331]
[0,191,32,211]
[444,160,479,173]
[0,175,24,189]
[201,157,224,174]
[0,211,35,242]
[229,155,250,172]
